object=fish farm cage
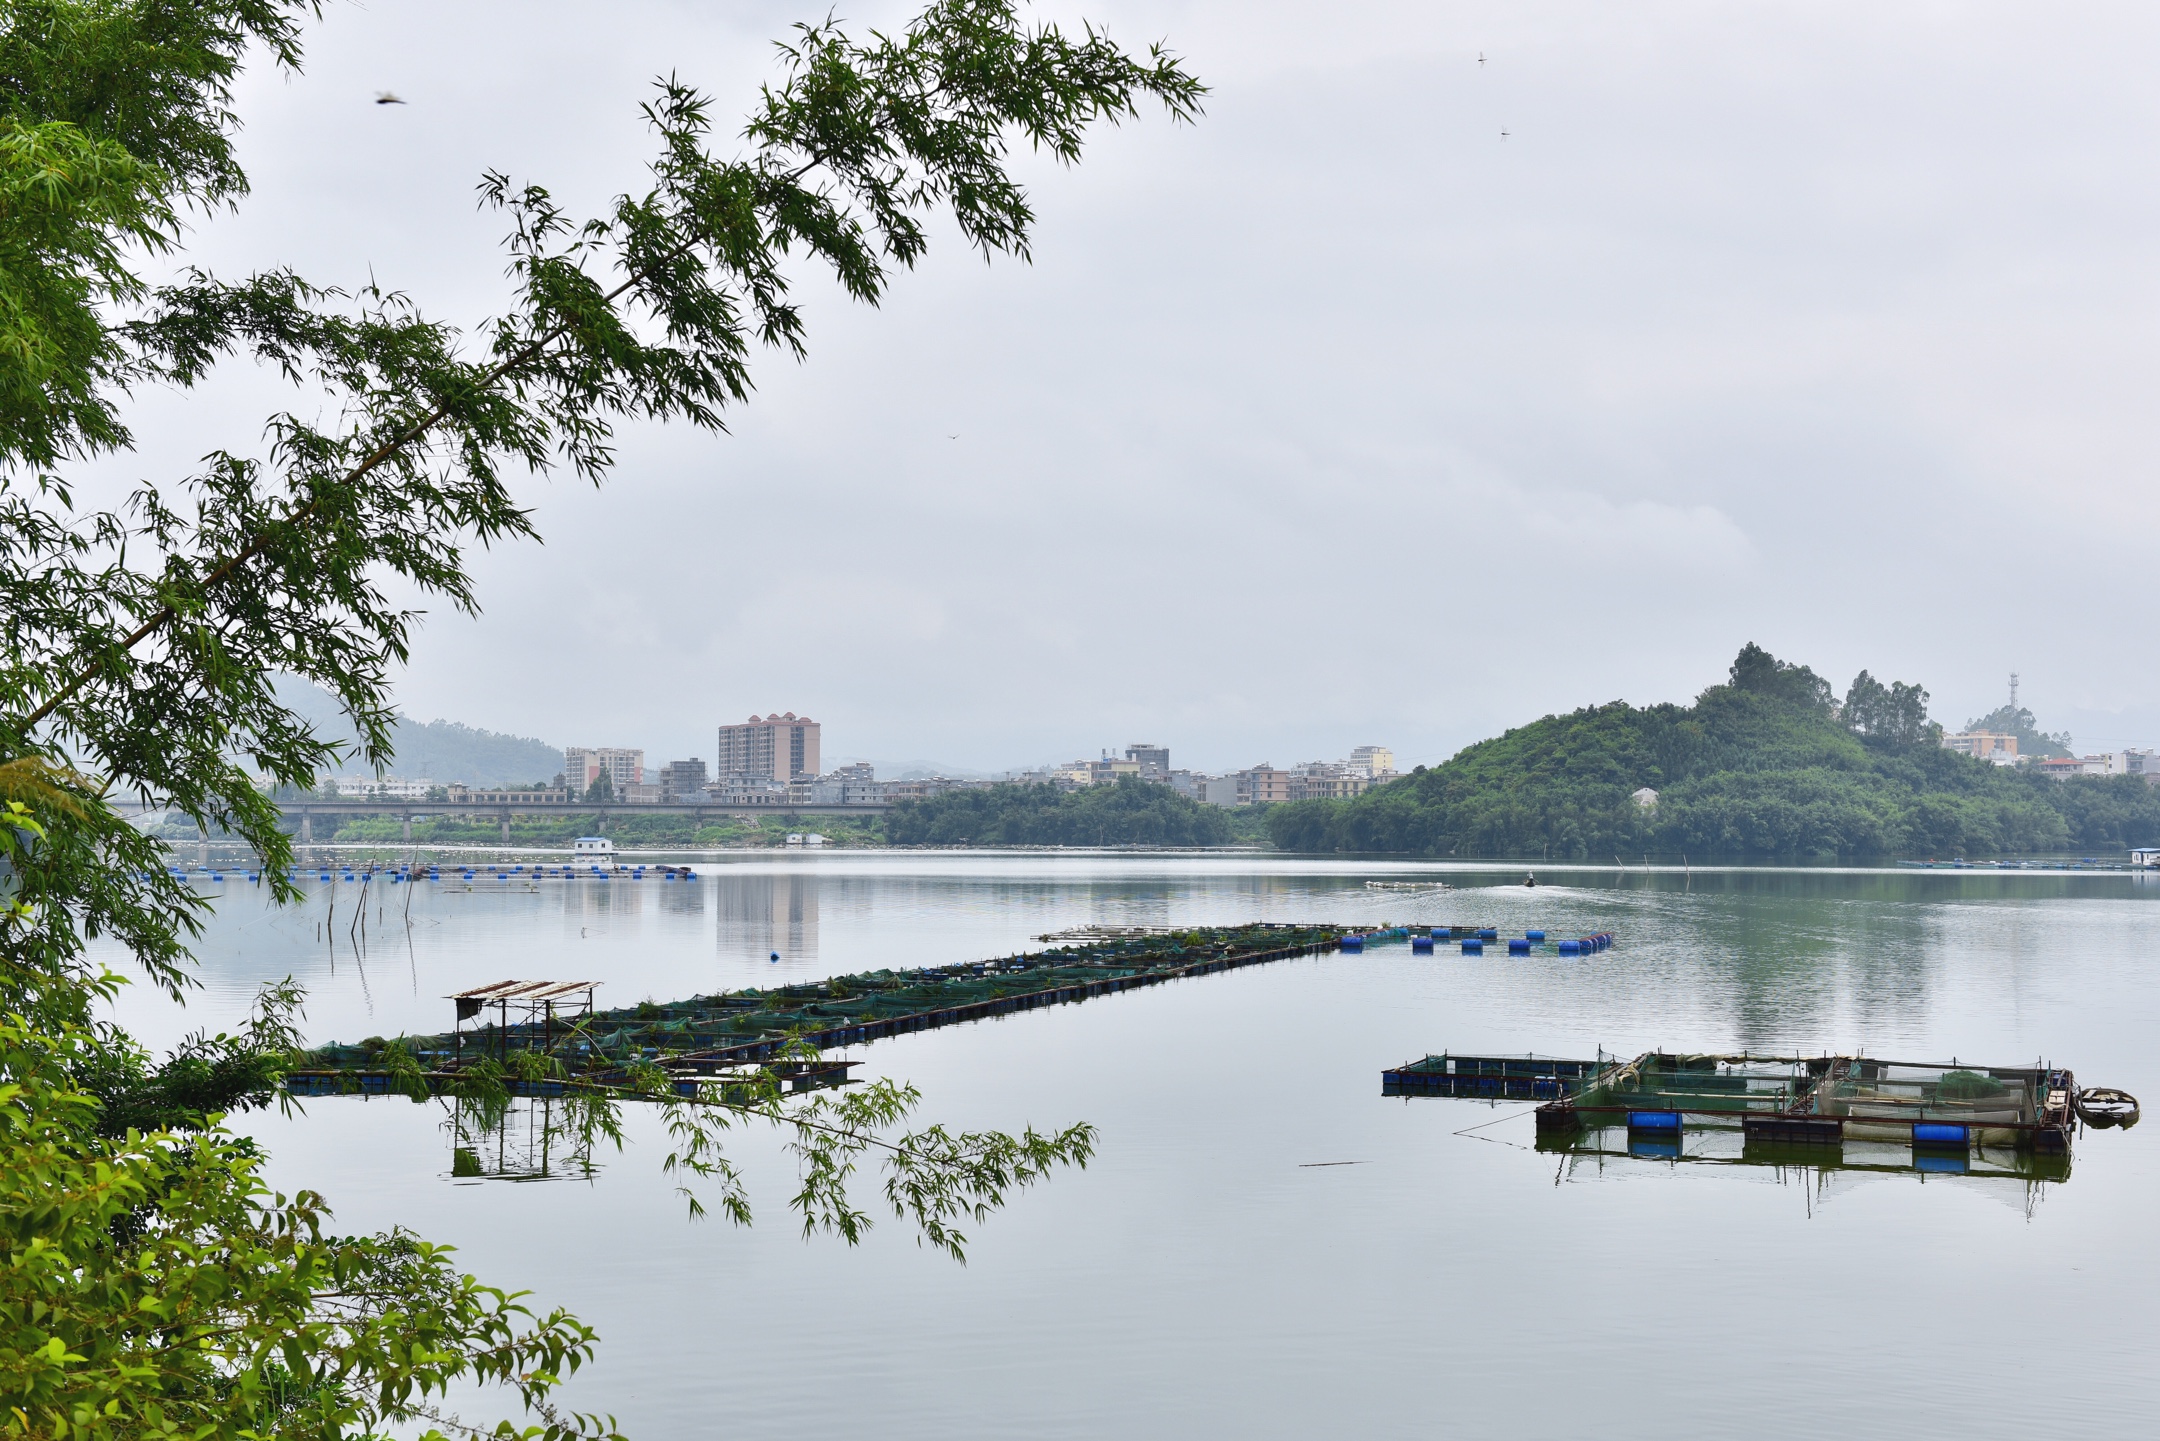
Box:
[284,922,1353,1099]
[1384,1050,2138,1177]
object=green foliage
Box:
[1844,669,1940,749]
[0,2,1198,1434]
[885,775,1235,846]
[1729,641,1834,713]
[0,1,313,474]
[1271,645,2160,860]
[0,1013,620,1441]
[73,977,306,1136]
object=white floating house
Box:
[571,836,616,861]
[2132,848,2160,869]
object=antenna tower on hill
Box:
[2009,672,2019,711]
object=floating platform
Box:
[1385,1049,2133,1174]
[287,922,1352,1098]
[1382,1053,1607,1100]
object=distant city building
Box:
[620,782,663,804]
[1203,776,1242,808]
[563,747,643,794]
[1088,756,1142,784]
[1941,731,2019,765]
[1125,743,1170,779]
[1348,745,1396,779]
[801,763,880,805]
[2036,756,2089,780]
[705,775,791,805]
[1165,769,1208,802]
[1238,765,1294,806]
[717,713,822,782]
[657,758,709,802]
[1287,762,1367,801]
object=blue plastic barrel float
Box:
[1628,1110,1682,1132]
[1507,938,1531,955]
[1461,938,1483,954]
[1558,939,1582,954]
[1477,928,1498,941]
[1912,1123,1969,1147]
[1339,934,1364,953]
[1526,929,1546,941]
[1411,934,1434,953]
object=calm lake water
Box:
[102,852,2160,1439]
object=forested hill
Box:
[271,676,562,787]
[1267,645,2160,861]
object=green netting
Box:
[1937,1069,2009,1101]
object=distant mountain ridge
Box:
[271,677,562,787]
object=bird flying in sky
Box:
[375,92,406,105]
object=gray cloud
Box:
[89,0,2160,771]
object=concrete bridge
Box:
[140,797,891,843]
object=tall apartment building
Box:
[1348,745,1396,778]
[717,713,822,782]
[657,758,709,801]
[563,747,643,794]
[1125,743,1170,778]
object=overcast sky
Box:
[96,1,2160,773]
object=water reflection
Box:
[445,1093,613,1183]
[1539,1125,2069,1218]
[718,870,818,963]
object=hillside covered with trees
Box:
[887,775,1236,847]
[1268,645,2160,860]
[274,676,561,785]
